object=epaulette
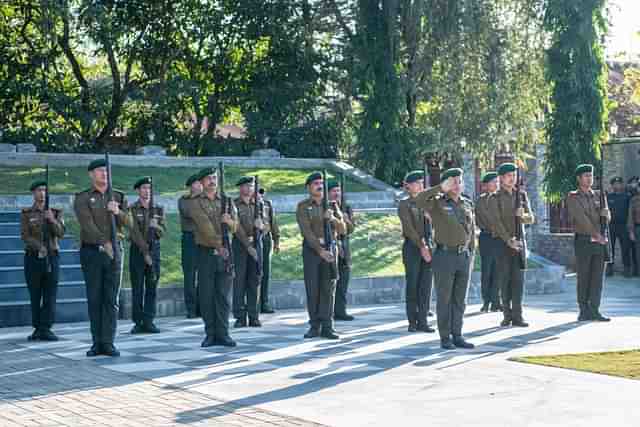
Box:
[76,188,91,196]
[568,190,579,196]
[21,207,32,213]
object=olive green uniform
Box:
[398,196,433,328]
[73,188,128,347]
[475,193,501,309]
[183,192,238,341]
[415,185,475,341]
[487,189,534,323]
[179,193,199,316]
[296,198,346,330]
[20,205,65,332]
[232,196,261,321]
[128,201,166,327]
[260,199,279,311]
[627,194,640,271]
[335,203,355,318]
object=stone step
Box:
[0,236,78,252]
[0,212,20,223]
[0,298,88,328]
[0,265,83,286]
[0,281,86,302]
[0,222,20,236]
[0,250,80,268]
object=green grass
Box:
[0,166,374,196]
[512,350,640,380]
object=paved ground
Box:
[1,276,639,426]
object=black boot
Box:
[606,263,614,277]
[452,336,475,349]
[248,318,262,327]
[480,302,490,313]
[39,329,59,341]
[234,317,247,328]
[440,337,456,350]
[304,326,321,339]
[578,304,593,322]
[321,327,340,340]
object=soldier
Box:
[20,180,65,341]
[73,159,128,357]
[398,171,435,333]
[259,188,280,314]
[627,176,640,276]
[296,172,346,340]
[233,176,264,328]
[179,174,202,318]
[475,171,501,313]
[183,167,238,347]
[128,177,166,334]
[328,180,356,321]
[415,168,475,349]
[629,184,640,278]
[567,164,611,322]
[607,176,632,277]
[488,163,534,327]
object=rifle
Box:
[339,173,350,256]
[423,162,432,248]
[600,153,612,263]
[322,170,339,280]
[43,164,52,273]
[147,176,157,282]
[105,153,120,263]
[514,167,527,270]
[254,175,264,278]
[218,162,234,275]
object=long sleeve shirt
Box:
[566,189,610,237]
[128,200,166,257]
[296,197,346,255]
[487,188,534,244]
[183,192,238,250]
[73,187,129,245]
[20,204,65,252]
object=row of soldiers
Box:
[606,176,640,277]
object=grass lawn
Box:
[511,350,640,380]
[0,166,374,196]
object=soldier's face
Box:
[191,181,203,193]
[450,176,463,194]
[501,171,516,188]
[309,179,323,197]
[90,167,108,186]
[33,186,46,203]
[485,179,498,193]
[202,174,218,191]
[613,182,624,192]
[405,181,423,194]
[239,183,254,197]
[329,187,340,201]
[138,184,151,200]
[578,172,594,187]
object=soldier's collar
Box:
[578,187,595,195]
[31,202,45,211]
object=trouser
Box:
[302,242,336,329]
[497,243,525,322]
[129,243,160,325]
[197,245,232,339]
[232,239,261,320]
[181,232,199,315]
[432,248,473,340]
[24,253,59,330]
[80,244,122,345]
[574,235,606,313]
[609,223,632,269]
[402,240,432,326]
[334,256,352,317]
[260,233,273,308]
[479,232,500,306]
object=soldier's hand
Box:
[423,211,432,222]
[507,238,522,252]
[320,250,334,263]
[600,208,610,218]
[420,246,432,263]
[149,218,160,229]
[254,218,265,230]
[107,201,120,216]
[323,210,333,220]
[103,241,114,259]
[515,207,525,217]
[38,247,48,259]
[221,213,234,226]
[273,244,280,254]
[144,254,153,266]
[248,246,258,260]
[44,209,56,222]
[630,232,636,242]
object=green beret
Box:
[575,164,594,176]
[441,168,463,181]
[481,171,498,183]
[305,171,322,186]
[497,162,517,176]
[610,176,623,185]
[236,176,254,186]
[87,159,106,171]
[185,174,199,187]
[133,176,152,190]
[196,167,217,181]
[327,179,340,190]
[404,170,424,184]
[30,180,47,191]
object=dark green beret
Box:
[497,162,517,176]
[185,174,199,187]
[327,179,339,190]
[236,176,254,186]
[305,171,322,186]
[610,176,623,185]
[441,168,463,181]
[481,171,498,183]
[87,159,106,171]
[30,180,47,191]
[575,164,594,176]
[404,170,424,184]
[133,176,152,190]
[196,167,217,181]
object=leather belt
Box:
[436,244,470,255]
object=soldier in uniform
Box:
[73,159,129,357]
[183,167,238,347]
[628,176,640,275]
[629,184,640,276]
[233,176,264,328]
[415,168,475,349]
[20,180,65,341]
[488,163,534,327]
[296,172,346,340]
[328,179,356,321]
[129,177,166,334]
[260,189,280,314]
[607,176,632,277]
[179,174,202,318]
[567,164,611,322]
[398,171,435,333]
[475,171,502,313]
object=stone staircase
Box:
[0,211,88,327]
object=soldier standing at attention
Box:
[415,168,475,349]
[628,184,640,276]
[21,180,65,341]
[296,172,346,340]
[73,159,128,357]
[475,171,502,313]
[328,179,356,321]
[233,176,264,328]
[179,174,202,318]
[398,171,435,333]
[607,176,632,277]
[259,189,280,314]
[128,177,166,334]
[488,163,534,327]
[184,167,238,347]
[567,164,611,322]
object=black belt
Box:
[197,245,222,255]
[436,244,470,255]
[25,250,58,257]
[81,243,103,250]
[182,230,194,234]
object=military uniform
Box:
[20,191,65,341]
[335,201,355,320]
[415,168,475,349]
[627,193,640,279]
[260,198,279,313]
[607,187,632,276]
[475,176,501,312]
[179,190,199,318]
[73,166,128,356]
[128,193,166,333]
